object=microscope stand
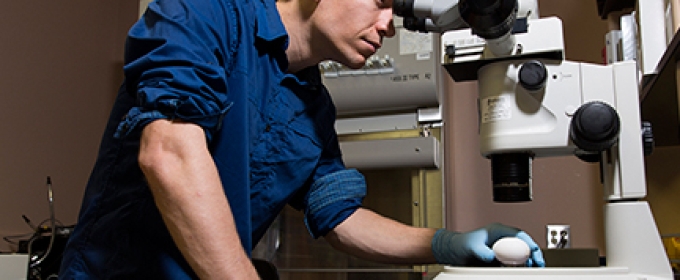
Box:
[434,201,673,280]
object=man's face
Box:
[313,0,396,69]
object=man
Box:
[59,0,544,278]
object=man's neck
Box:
[276,0,320,73]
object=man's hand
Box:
[431,223,545,267]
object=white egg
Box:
[492,237,531,266]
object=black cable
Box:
[29,176,57,269]
[23,215,37,231]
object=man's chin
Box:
[333,53,371,69]
[343,58,368,69]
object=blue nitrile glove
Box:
[431,223,545,267]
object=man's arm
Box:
[324,207,438,264]
[325,208,545,267]
[138,119,259,279]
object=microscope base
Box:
[433,267,670,280]
[433,202,673,280]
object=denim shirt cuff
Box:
[303,169,366,238]
[113,102,232,142]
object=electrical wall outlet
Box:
[546,225,571,248]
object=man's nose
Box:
[378,11,396,38]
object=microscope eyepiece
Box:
[459,0,517,40]
[393,0,415,18]
[393,0,429,32]
[402,17,428,33]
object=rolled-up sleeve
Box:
[114,0,238,141]
[303,169,367,239]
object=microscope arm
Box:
[394,0,543,56]
[393,0,467,33]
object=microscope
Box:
[394,0,674,279]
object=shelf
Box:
[640,28,680,147]
[596,0,635,19]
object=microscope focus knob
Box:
[570,101,620,152]
[642,121,654,156]
[518,60,547,91]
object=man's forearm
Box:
[139,119,259,279]
[325,208,438,264]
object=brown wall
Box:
[443,0,611,253]
[2,0,677,258]
[0,1,138,252]
[644,0,680,238]
[646,146,680,236]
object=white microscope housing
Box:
[395,0,674,278]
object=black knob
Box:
[642,121,654,156]
[570,101,620,152]
[445,45,456,57]
[518,60,548,91]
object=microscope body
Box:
[475,59,649,201]
[438,2,652,203]
[450,58,671,279]
[392,0,674,278]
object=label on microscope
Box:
[481,96,512,123]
